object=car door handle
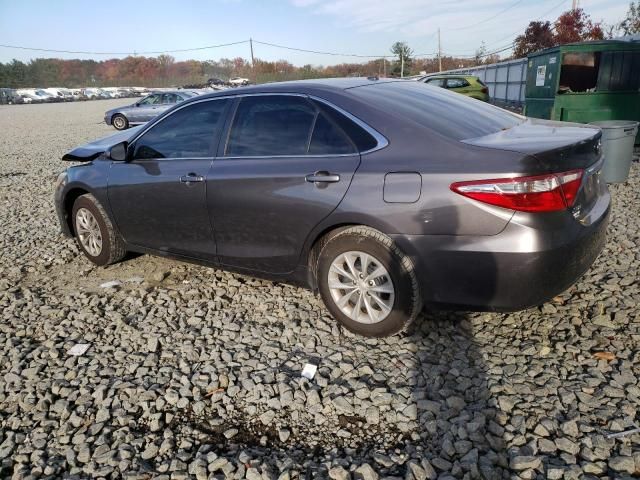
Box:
[305,171,340,183]
[180,173,204,184]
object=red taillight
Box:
[450,170,584,213]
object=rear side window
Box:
[312,100,377,152]
[309,113,356,154]
[350,81,523,141]
[133,99,229,159]
[446,78,469,88]
[226,96,316,156]
[225,95,372,156]
[162,93,179,104]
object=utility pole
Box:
[572,0,578,10]
[249,38,255,69]
[401,54,404,78]
[438,28,442,72]
[383,58,386,77]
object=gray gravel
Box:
[1,100,639,479]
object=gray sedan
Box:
[104,91,196,130]
[57,78,609,337]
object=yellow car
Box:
[419,75,490,102]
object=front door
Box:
[108,97,230,260]
[207,94,361,274]
[129,93,163,123]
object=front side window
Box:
[425,78,445,87]
[226,96,316,156]
[139,94,161,105]
[132,99,229,160]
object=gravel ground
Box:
[0,100,639,480]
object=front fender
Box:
[55,160,114,237]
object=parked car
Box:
[17,89,49,103]
[82,88,102,100]
[418,74,490,102]
[208,77,226,86]
[229,77,250,86]
[16,94,32,104]
[0,88,16,104]
[56,78,609,337]
[42,88,65,101]
[104,90,196,130]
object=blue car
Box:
[104,90,196,130]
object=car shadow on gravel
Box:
[402,309,508,479]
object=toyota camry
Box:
[55,78,609,337]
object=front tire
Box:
[72,194,126,266]
[111,114,128,130]
[316,226,422,337]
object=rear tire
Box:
[316,226,422,337]
[112,114,128,130]
[72,194,126,266]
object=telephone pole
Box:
[401,54,404,78]
[249,38,255,68]
[438,28,442,72]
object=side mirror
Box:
[108,141,128,162]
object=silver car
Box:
[104,91,196,130]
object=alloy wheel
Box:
[327,250,395,324]
[76,208,103,256]
[113,116,126,129]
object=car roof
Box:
[424,74,478,79]
[149,90,192,95]
[183,77,399,101]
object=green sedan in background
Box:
[418,75,490,102]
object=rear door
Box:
[207,94,361,274]
[108,98,230,260]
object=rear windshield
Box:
[349,81,523,141]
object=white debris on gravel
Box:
[1,100,639,479]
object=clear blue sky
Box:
[0,0,629,66]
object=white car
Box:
[229,77,250,86]
[17,89,52,103]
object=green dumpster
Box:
[524,40,640,144]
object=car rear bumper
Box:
[391,205,609,311]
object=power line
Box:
[450,0,528,31]
[482,0,569,48]
[251,39,395,58]
[0,40,250,56]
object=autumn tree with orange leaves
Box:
[514,8,604,58]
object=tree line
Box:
[1,3,638,89]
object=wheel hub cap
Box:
[76,208,102,257]
[328,250,395,324]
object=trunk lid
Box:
[462,117,602,170]
[463,117,606,221]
